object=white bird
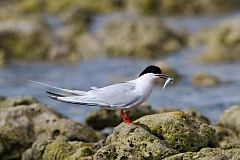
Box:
[29,65,173,124]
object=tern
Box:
[29,65,173,124]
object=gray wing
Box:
[54,82,144,109]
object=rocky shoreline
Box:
[1,96,240,159]
[0,0,240,67]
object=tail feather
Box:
[28,80,86,95]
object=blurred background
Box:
[0,0,239,123]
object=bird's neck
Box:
[134,76,155,98]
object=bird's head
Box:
[139,65,174,82]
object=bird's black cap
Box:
[139,65,162,77]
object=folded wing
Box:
[51,82,143,109]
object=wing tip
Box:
[49,95,58,100]
[46,91,65,97]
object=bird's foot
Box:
[120,110,131,124]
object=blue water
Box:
[0,12,240,123]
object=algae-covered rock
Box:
[0,96,38,108]
[56,7,93,39]
[44,0,124,14]
[136,111,217,152]
[127,0,240,15]
[22,139,98,160]
[0,18,77,62]
[0,97,99,159]
[22,140,51,160]
[23,137,95,160]
[75,33,105,60]
[85,104,156,130]
[156,107,210,124]
[97,15,186,58]
[42,137,80,160]
[36,119,99,142]
[214,126,240,147]
[164,144,240,160]
[192,72,220,87]
[0,50,5,67]
[0,18,50,60]
[218,105,240,134]
[197,18,240,63]
[95,123,178,159]
[86,111,215,159]
[183,108,210,125]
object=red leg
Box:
[120,110,131,124]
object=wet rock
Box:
[85,104,156,130]
[192,72,220,87]
[164,144,240,160]
[126,0,240,15]
[184,108,210,125]
[42,138,93,160]
[0,17,78,62]
[136,111,217,152]
[156,107,210,125]
[95,123,178,159]
[197,18,240,63]
[36,118,99,142]
[97,15,186,58]
[0,96,38,108]
[154,61,181,85]
[214,126,240,146]
[44,0,124,14]
[85,111,216,159]
[22,137,95,160]
[0,50,5,67]
[0,97,99,159]
[75,33,105,60]
[218,105,240,134]
[22,140,51,160]
[0,18,50,60]
[56,7,93,39]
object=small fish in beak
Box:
[162,77,174,91]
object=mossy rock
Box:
[156,107,210,125]
[42,137,79,160]
[44,0,124,14]
[214,126,240,147]
[0,97,99,159]
[22,138,98,160]
[192,72,220,87]
[197,18,240,63]
[183,108,210,125]
[85,104,156,130]
[0,18,52,61]
[97,15,186,58]
[0,18,77,62]
[0,50,5,67]
[0,125,35,159]
[22,140,51,160]
[99,123,178,159]
[36,119,99,142]
[218,105,240,134]
[42,137,94,160]
[126,0,240,15]
[164,144,240,160]
[74,33,105,60]
[0,96,38,108]
[136,111,217,152]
